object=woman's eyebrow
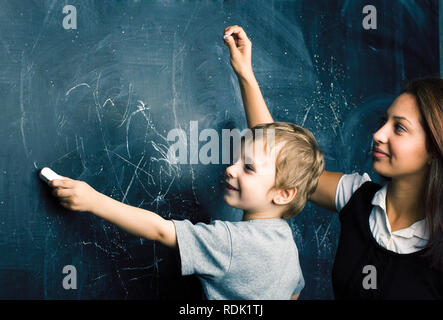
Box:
[385,110,413,125]
[393,116,413,126]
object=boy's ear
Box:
[273,187,297,205]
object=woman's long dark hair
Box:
[403,77,443,271]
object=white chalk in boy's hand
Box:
[39,167,64,184]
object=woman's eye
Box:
[395,123,406,132]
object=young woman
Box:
[223,25,443,299]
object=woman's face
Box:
[372,93,430,180]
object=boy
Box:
[49,122,324,299]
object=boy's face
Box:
[223,138,280,216]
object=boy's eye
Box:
[244,164,254,172]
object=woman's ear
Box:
[273,187,297,205]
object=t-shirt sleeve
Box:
[334,172,372,212]
[292,272,305,295]
[172,219,232,277]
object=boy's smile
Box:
[225,181,239,192]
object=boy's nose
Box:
[225,164,237,179]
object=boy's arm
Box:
[223,25,273,128]
[91,192,177,248]
[224,26,344,212]
[238,74,274,128]
[49,177,177,248]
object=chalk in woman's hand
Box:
[39,167,63,185]
[223,34,230,40]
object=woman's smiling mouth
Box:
[372,147,390,158]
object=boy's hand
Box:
[223,25,253,79]
[49,177,99,212]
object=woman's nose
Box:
[373,123,389,144]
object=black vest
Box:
[332,181,443,299]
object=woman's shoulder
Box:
[335,172,373,212]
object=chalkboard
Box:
[0,0,439,299]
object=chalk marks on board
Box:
[62,74,188,218]
[65,83,90,96]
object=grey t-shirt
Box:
[172,218,304,300]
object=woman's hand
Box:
[223,25,253,80]
[49,177,99,212]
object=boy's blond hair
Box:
[246,122,325,219]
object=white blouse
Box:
[335,173,429,254]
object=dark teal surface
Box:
[0,0,439,299]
